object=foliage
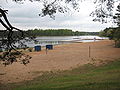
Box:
[113,3,120,27]
[0,8,25,51]
[99,4,120,48]
[113,27,120,47]
[26,29,99,36]
[13,0,80,19]
[99,27,120,47]
[99,27,115,39]
[0,51,31,66]
[0,8,33,65]
[112,4,120,47]
[12,0,118,22]
[90,0,115,23]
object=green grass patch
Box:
[1,60,120,90]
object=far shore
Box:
[0,40,120,84]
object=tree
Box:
[99,27,120,47]
[90,0,116,23]
[14,0,117,21]
[99,3,120,47]
[99,28,114,39]
[113,4,120,47]
[0,8,32,66]
[0,0,119,65]
[113,28,120,47]
[113,3,120,27]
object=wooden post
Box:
[89,46,91,58]
[46,49,48,54]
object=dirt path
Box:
[0,40,120,84]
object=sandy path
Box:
[0,40,120,84]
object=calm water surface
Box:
[23,36,107,47]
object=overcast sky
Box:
[0,0,116,32]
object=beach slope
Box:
[0,40,120,84]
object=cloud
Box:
[0,0,112,32]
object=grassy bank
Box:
[1,59,120,90]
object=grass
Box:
[1,59,120,90]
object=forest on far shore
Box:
[0,29,99,37]
[26,29,99,36]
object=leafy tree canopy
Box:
[12,0,118,22]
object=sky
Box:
[0,0,116,32]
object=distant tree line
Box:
[26,29,99,36]
[0,29,99,38]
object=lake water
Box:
[22,36,107,48]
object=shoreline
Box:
[0,40,120,84]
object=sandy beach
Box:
[0,40,120,84]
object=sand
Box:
[0,40,120,84]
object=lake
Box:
[21,36,107,48]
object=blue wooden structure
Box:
[34,45,41,51]
[46,45,53,50]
